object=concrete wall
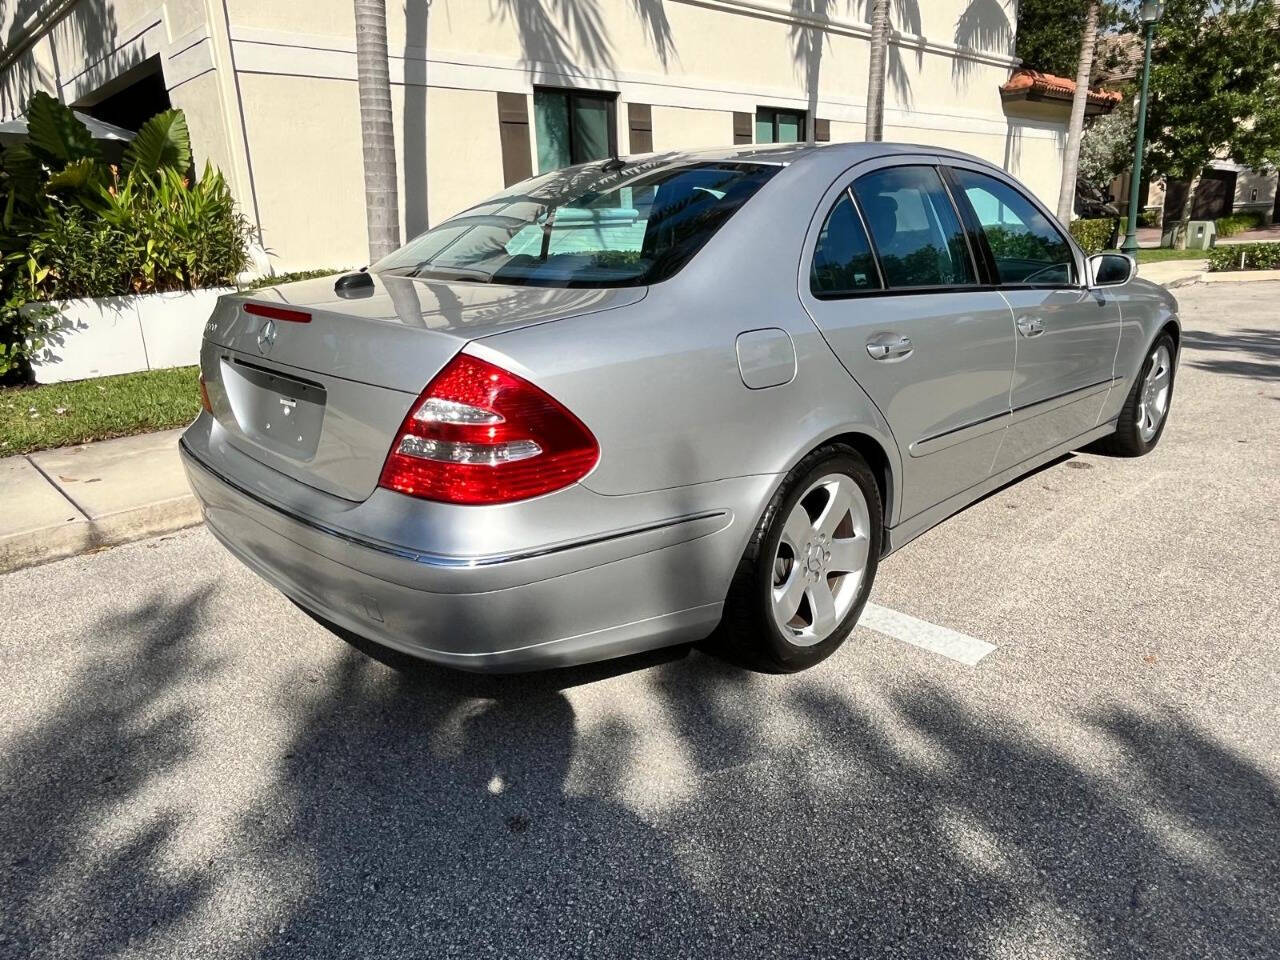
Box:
[1231,168,1278,218]
[1,0,1073,271]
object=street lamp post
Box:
[1120,0,1165,254]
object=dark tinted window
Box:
[811,192,882,296]
[950,168,1075,285]
[756,107,806,143]
[852,166,975,288]
[534,89,615,173]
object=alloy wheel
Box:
[1138,343,1172,443]
[770,473,871,647]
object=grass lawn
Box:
[1134,248,1210,264]
[0,366,200,457]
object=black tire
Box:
[719,444,883,673]
[1095,332,1177,457]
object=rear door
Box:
[800,157,1016,523]
[945,163,1121,470]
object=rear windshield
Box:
[373,160,779,288]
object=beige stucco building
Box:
[0,0,1070,272]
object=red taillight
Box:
[378,354,598,505]
[199,374,212,413]
[244,302,311,323]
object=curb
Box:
[1157,270,1280,289]
[0,495,202,574]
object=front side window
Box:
[535,88,616,173]
[374,160,779,288]
[950,168,1075,285]
[756,107,806,144]
[811,192,882,296]
[851,166,976,289]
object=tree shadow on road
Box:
[1182,327,1280,381]
[232,642,1277,958]
[4,590,1276,958]
[0,587,223,958]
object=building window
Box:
[534,88,617,173]
[755,107,806,144]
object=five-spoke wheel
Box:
[1138,342,1173,443]
[722,445,882,672]
[1098,332,1177,457]
[770,474,872,646]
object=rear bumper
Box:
[180,417,772,671]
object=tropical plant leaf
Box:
[1,143,44,214]
[24,91,98,166]
[123,109,191,177]
[44,158,104,194]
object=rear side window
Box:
[950,167,1075,285]
[852,166,975,289]
[811,192,882,296]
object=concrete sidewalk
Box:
[1137,258,1209,287]
[1136,258,1280,288]
[0,428,199,573]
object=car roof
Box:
[625,141,1001,172]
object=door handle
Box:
[866,335,913,360]
[1017,316,1045,338]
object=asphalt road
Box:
[2,282,1277,960]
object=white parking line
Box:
[860,602,997,666]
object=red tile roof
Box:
[1001,69,1123,109]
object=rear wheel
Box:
[722,445,882,672]
[1097,333,1176,457]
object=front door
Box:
[800,160,1016,523]
[945,164,1121,470]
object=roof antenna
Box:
[601,156,626,172]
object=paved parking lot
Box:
[1,282,1277,959]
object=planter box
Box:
[29,287,233,383]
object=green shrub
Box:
[1138,208,1161,229]
[1206,241,1280,271]
[1214,211,1267,238]
[0,92,251,381]
[1069,217,1117,254]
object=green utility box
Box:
[1164,220,1217,249]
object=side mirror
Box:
[1089,252,1135,287]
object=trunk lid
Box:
[200,273,644,501]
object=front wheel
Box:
[1097,333,1176,457]
[722,445,882,672]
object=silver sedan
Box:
[180,143,1179,672]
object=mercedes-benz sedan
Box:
[180,143,1179,672]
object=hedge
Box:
[1069,218,1117,254]
[1214,211,1267,238]
[1206,242,1280,272]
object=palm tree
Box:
[864,0,890,141]
[354,0,402,261]
[1055,1,1100,225]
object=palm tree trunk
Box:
[354,0,402,262]
[864,0,890,142]
[1055,1,1099,225]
